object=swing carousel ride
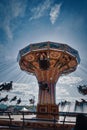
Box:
[17,41,80,119]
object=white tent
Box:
[20,107,29,112]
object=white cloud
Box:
[30,0,51,20]
[59,76,82,85]
[30,1,62,24]
[5,24,13,39]
[56,87,69,95]
[11,0,27,18]
[50,3,62,24]
[0,0,27,40]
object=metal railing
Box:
[0,111,87,129]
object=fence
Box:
[0,111,87,130]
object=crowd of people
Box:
[0,81,35,108]
[0,81,13,91]
[0,81,21,105]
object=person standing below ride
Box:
[73,114,87,130]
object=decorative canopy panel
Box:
[17,41,80,83]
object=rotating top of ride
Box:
[17,41,80,83]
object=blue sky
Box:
[0,0,87,59]
[0,0,87,104]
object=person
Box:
[17,98,21,104]
[74,114,87,130]
[38,52,50,70]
